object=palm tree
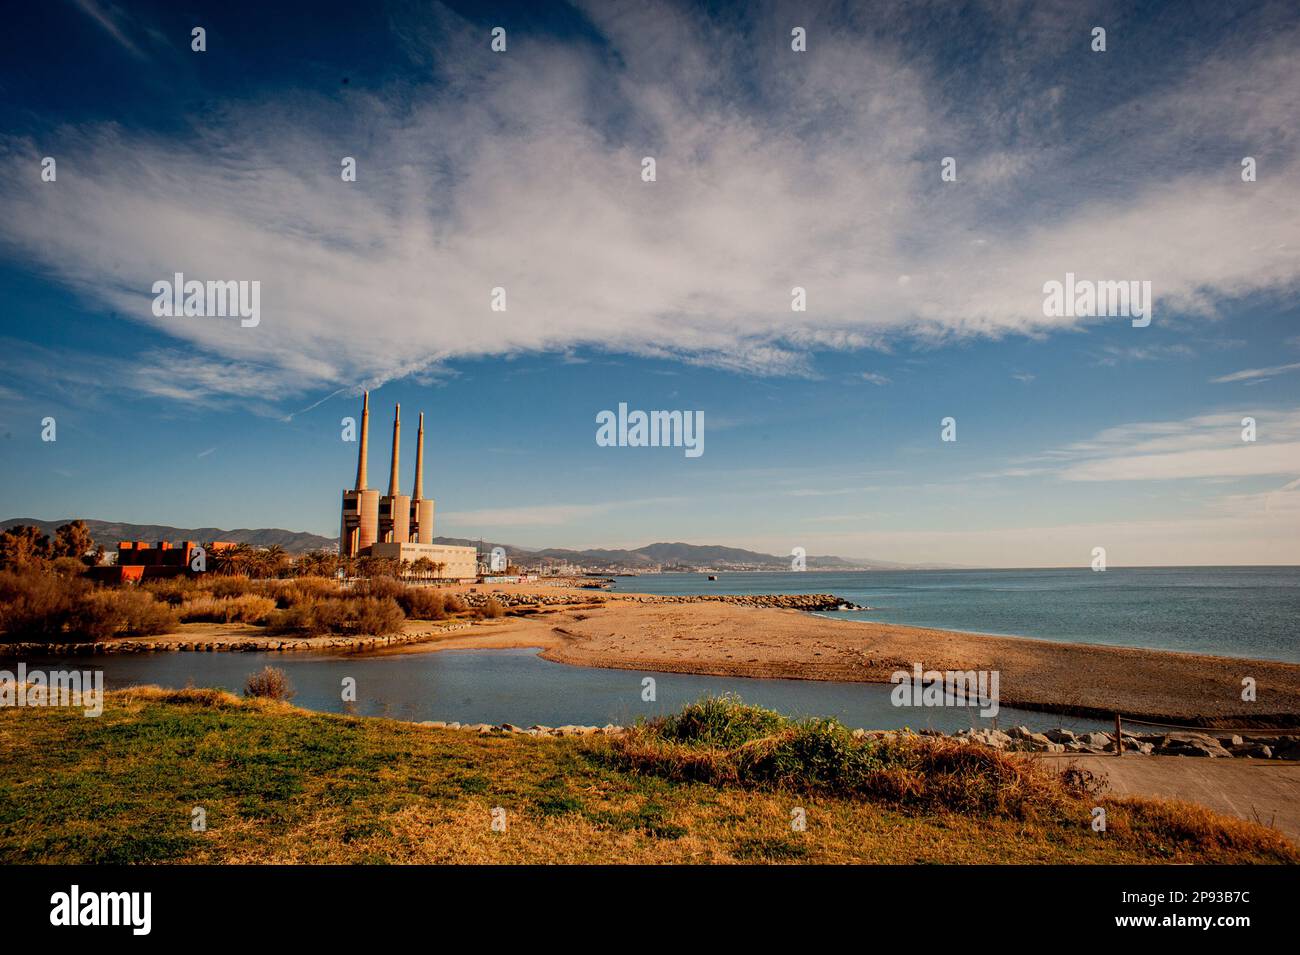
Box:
[216,542,258,577]
[262,545,288,579]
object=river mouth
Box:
[19,647,1110,733]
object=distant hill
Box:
[1,519,958,569]
[1,518,336,554]
[436,538,957,571]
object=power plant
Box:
[340,392,478,579]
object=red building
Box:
[89,540,235,584]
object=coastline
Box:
[7,583,1299,727]
[376,587,1300,727]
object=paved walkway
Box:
[1039,754,1300,843]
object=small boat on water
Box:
[707,574,719,581]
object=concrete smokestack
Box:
[388,403,401,497]
[413,413,425,501]
[355,390,370,491]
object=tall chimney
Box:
[412,412,425,501]
[388,403,401,497]
[355,390,370,490]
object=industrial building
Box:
[339,392,478,580]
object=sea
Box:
[606,567,1300,664]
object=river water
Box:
[21,647,1109,732]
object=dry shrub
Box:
[0,568,89,640]
[1,569,180,641]
[398,587,447,620]
[208,576,259,598]
[179,594,277,625]
[119,685,245,709]
[606,695,1070,819]
[358,576,404,601]
[142,577,205,606]
[479,596,506,619]
[441,594,467,614]
[853,733,1068,818]
[1106,797,1300,862]
[244,666,294,701]
[50,556,91,578]
[267,596,405,636]
[68,589,179,641]
[268,576,339,608]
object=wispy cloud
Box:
[441,497,682,529]
[1023,409,1300,482]
[1093,343,1195,366]
[71,0,147,58]
[1210,362,1300,384]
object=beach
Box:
[374,584,1300,725]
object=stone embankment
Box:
[0,623,477,656]
[947,725,1300,760]
[460,592,607,609]
[419,720,627,738]
[415,719,1300,758]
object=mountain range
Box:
[1,518,960,571]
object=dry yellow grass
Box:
[0,688,1293,865]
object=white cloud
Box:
[1,3,1298,404]
[1211,362,1300,383]
[1021,409,1300,482]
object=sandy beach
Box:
[375,584,1300,725]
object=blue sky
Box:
[1,0,1298,566]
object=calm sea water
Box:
[609,567,1300,663]
[21,648,1108,733]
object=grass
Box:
[0,691,1293,865]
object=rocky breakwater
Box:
[418,720,626,738]
[953,725,1300,759]
[463,591,609,610]
[613,593,865,612]
[414,720,1299,758]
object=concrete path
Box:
[1039,754,1300,843]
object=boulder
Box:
[1158,732,1230,757]
[1270,739,1300,760]
[1238,745,1273,759]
